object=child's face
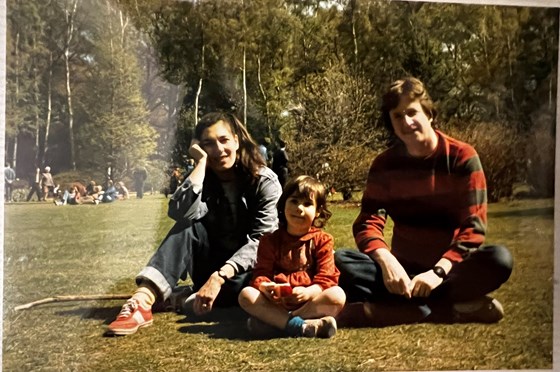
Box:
[284,192,318,235]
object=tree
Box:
[78,0,157,176]
[286,62,381,198]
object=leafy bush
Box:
[442,121,525,201]
[284,63,382,194]
[524,113,555,197]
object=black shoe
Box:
[152,286,194,313]
[453,296,504,323]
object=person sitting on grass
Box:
[100,180,119,203]
[115,181,129,200]
[334,77,513,327]
[238,175,346,338]
[107,112,282,336]
[55,183,99,206]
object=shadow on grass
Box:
[178,322,252,340]
[56,305,124,324]
[487,206,553,219]
[176,307,256,340]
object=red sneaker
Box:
[107,298,153,335]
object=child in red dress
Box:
[238,175,346,338]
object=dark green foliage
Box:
[5,0,558,199]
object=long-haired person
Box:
[108,112,282,336]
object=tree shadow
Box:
[54,303,257,340]
[487,206,553,219]
[178,322,252,340]
[175,306,251,340]
[56,304,124,324]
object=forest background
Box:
[5,0,558,200]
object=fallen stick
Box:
[14,294,131,311]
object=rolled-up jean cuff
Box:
[136,266,172,300]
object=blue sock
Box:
[285,315,305,337]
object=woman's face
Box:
[199,120,239,176]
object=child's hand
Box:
[259,282,282,304]
[289,286,313,303]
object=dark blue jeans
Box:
[136,219,252,306]
[335,245,513,304]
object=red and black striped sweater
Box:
[353,130,487,272]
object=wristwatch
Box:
[432,266,447,279]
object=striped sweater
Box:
[353,130,487,271]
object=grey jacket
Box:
[169,166,281,272]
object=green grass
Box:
[3,196,554,371]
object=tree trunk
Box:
[350,0,359,68]
[64,0,79,171]
[194,38,205,125]
[42,53,54,166]
[242,46,247,124]
[257,53,271,139]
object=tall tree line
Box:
[6,0,557,199]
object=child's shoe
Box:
[302,316,337,338]
[107,298,153,335]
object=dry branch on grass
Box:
[14,294,131,311]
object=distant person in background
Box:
[133,166,148,199]
[40,166,55,201]
[105,163,113,190]
[167,166,183,197]
[185,159,195,175]
[116,181,129,200]
[258,141,269,164]
[86,180,97,196]
[101,180,119,203]
[54,182,98,206]
[27,168,42,202]
[272,140,289,188]
[4,162,16,202]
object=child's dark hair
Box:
[277,175,332,228]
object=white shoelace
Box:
[117,299,138,318]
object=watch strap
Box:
[217,270,228,282]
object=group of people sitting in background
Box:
[54,179,129,206]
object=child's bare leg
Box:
[292,286,346,319]
[238,287,290,329]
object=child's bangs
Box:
[293,182,318,202]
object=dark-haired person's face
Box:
[199,120,239,176]
[389,96,434,147]
[284,192,317,236]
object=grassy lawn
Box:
[2,196,554,371]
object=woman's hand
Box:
[188,139,207,163]
[409,270,443,298]
[193,274,222,315]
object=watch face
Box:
[433,266,446,278]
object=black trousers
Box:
[335,245,513,304]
